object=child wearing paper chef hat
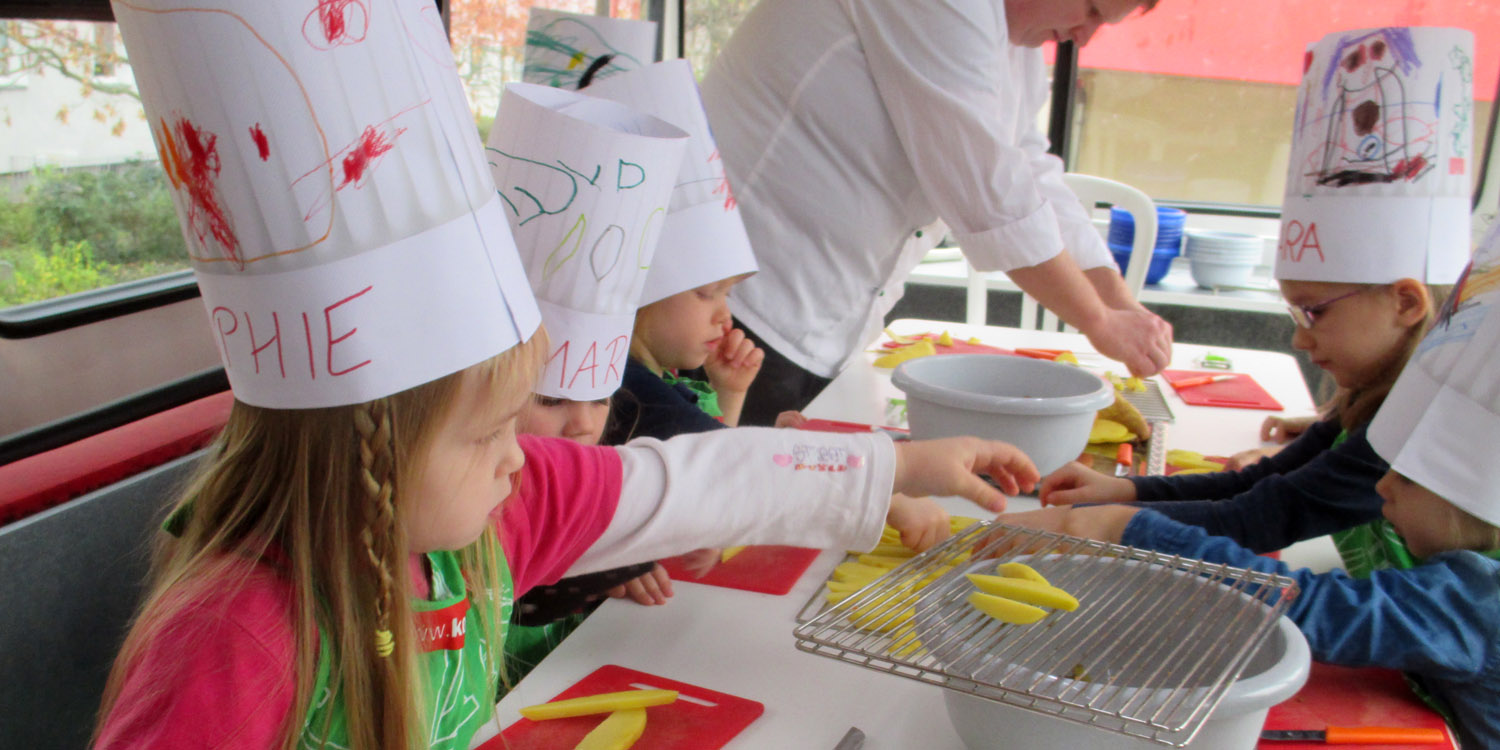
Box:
[93,4,1043,749]
[1038,27,1468,566]
[1000,220,1500,746]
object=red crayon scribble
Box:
[249,123,270,161]
[341,125,399,188]
[708,149,738,211]
[303,0,369,50]
[1393,155,1427,181]
[157,115,240,267]
[1303,50,1314,75]
[1343,44,1365,72]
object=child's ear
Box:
[1389,278,1431,327]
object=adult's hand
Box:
[1081,306,1173,377]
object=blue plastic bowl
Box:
[1111,247,1176,285]
[1108,206,1187,253]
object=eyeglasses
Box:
[1285,288,1372,329]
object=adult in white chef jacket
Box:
[702,0,1173,425]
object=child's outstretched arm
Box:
[893,436,1039,512]
[703,326,763,426]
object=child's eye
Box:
[477,422,513,444]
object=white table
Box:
[480,320,1327,749]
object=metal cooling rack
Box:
[792,522,1298,747]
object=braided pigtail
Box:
[356,399,398,658]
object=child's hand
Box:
[1260,415,1314,444]
[892,437,1039,513]
[996,505,1140,546]
[678,548,722,578]
[885,493,951,552]
[774,410,809,429]
[704,327,764,396]
[607,563,675,606]
[1038,462,1137,506]
[1223,446,1282,471]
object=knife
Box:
[1172,374,1238,389]
[1114,442,1133,477]
[1260,726,1447,744]
[833,726,866,750]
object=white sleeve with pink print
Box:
[561,428,896,577]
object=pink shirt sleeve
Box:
[94,567,297,750]
[500,435,625,596]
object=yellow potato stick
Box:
[857,553,911,568]
[967,337,983,345]
[889,625,925,659]
[833,562,887,582]
[851,603,914,632]
[719,546,747,563]
[826,589,856,604]
[966,574,1079,611]
[883,327,915,345]
[937,330,954,347]
[866,543,917,558]
[573,708,647,750]
[997,561,1050,586]
[1052,351,1080,365]
[825,579,866,592]
[1089,418,1136,444]
[520,690,678,721]
[967,591,1048,625]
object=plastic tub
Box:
[1109,206,1187,254]
[890,354,1114,475]
[1111,247,1176,285]
[1190,258,1256,289]
[924,556,1311,750]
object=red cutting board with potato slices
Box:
[488,665,764,750]
[880,332,1014,355]
[1163,369,1284,411]
[659,545,822,595]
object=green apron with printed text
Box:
[298,550,512,750]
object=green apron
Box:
[660,371,722,418]
[298,550,512,750]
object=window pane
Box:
[682,0,757,79]
[0,19,183,310]
[449,0,645,137]
[1070,1,1499,207]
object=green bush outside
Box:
[0,161,186,308]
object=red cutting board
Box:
[1258,663,1454,748]
[881,332,1014,355]
[489,665,764,750]
[1163,369,1284,411]
[658,545,821,595]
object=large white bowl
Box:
[1190,258,1256,290]
[890,354,1114,475]
[920,556,1310,750]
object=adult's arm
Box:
[1129,421,1389,552]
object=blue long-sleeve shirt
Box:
[1127,419,1388,553]
[1125,509,1500,749]
[603,358,727,444]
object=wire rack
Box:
[793,522,1299,746]
[1123,380,1174,477]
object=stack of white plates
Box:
[1185,230,1263,289]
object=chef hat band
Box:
[487,83,688,400]
[113,0,540,409]
[522,8,657,90]
[1277,27,1474,285]
[582,59,758,305]
[1369,220,1500,527]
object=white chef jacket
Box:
[701,0,1112,378]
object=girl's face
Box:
[519,395,609,445]
[408,370,527,552]
[1376,471,1496,558]
[1280,280,1422,390]
[634,277,738,371]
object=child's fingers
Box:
[1259,416,1281,442]
[973,443,1040,494]
[739,345,764,370]
[951,473,1009,513]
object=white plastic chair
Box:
[964,173,1157,330]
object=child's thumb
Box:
[955,475,1008,513]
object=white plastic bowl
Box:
[1190,258,1256,289]
[890,354,1114,475]
[920,556,1310,750]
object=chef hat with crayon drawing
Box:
[1369,222,1500,527]
[522,8,657,90]
[111,0,539,409]
[486,83,688,400]
[582,59,758,305]
[1278,27,1474,284]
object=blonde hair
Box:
[94,331,548,750]
[1324,283,1451,431]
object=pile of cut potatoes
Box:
[519,688,678,750]
[826,519,1079,658]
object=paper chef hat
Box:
[582,60,758,305]
[1369,222,1500,527]
[1278,27,1474,284]
[486,83,688,400]
[522,8,657,90]
[112,0,539,409]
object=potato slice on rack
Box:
[967,591,1047,625]
[996,561,1050,586]
[965,574,1079,611]
[573,708,646,750]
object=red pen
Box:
[1173,374,1237,389]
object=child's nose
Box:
[1290,325,1315,352]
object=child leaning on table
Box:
[1038,27,1474,564]
[1002,229,1500,747]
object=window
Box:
[1066,1,1499,209]
[682,0,755,79]
[0,18,178,311]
